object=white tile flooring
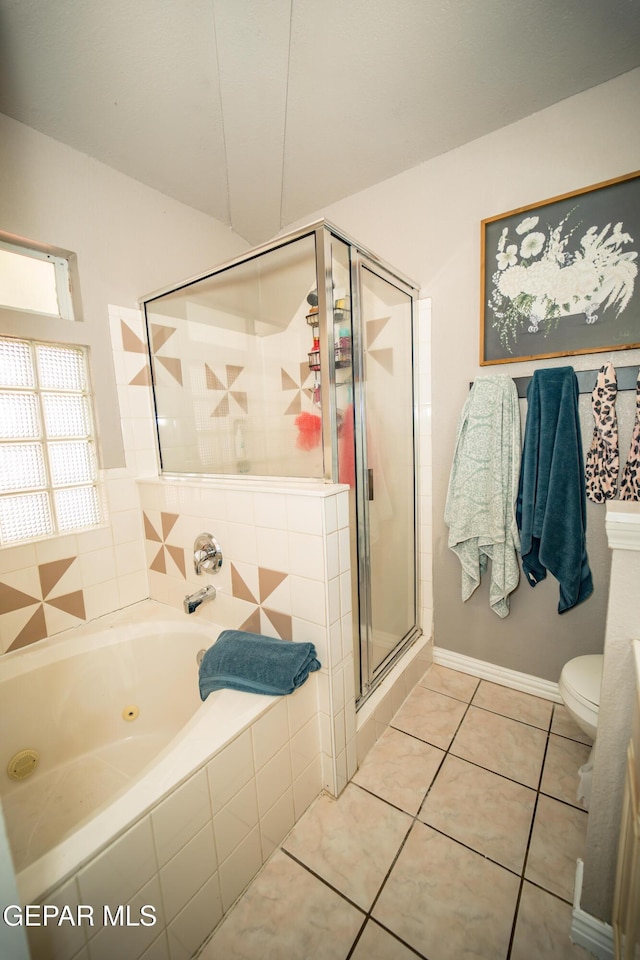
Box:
[197,664,595,960]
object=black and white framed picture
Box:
[480,171,640,364]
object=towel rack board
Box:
[512,364,638,398]
[471,364,639,399]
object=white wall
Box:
[581,503,640,923]
[298,66,640,684]
[0,112,248,468]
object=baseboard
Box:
[571,859,615,959]
[432,645,562,703]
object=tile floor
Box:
[198,664,595,960]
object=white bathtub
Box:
[0,600,286,907]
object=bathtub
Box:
[0,600,307,913]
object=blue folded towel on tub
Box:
[198,630,321,699]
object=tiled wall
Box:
[145,297,322,478]
[27,675,321,960]
[0,298,433,662]
[136,475,356,798]
[114,302,359,796]
[0,306,156,655]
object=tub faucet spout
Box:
[184,584,216,615]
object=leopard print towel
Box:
[619,370,640,501]
[585,361,619,503]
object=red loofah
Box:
[295,412,322,450]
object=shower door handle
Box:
[367,468,374,501]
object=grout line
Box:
[232,676,587,960]
[505,702,555,959]
[280,847,366,915]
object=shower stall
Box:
[142,221,420,705]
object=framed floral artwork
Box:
[480,171,640,364]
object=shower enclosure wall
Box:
[142,221,420,704]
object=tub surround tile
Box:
[510,881,593,960]
[525,794,589,902]
[420,663,479,702]
[418,755,536,874]
[282,785,412,911]
[143,512,186,579]
[352,726,444,815]
[255,525,289,571]
[141,933,171,960]
[288,531,325,581]
[201,849,363,960]
[217,825,263,914]
[2,602,46,652]
[260,606,293,641]
[253,492,288,530]
[77,815,157,914]
[82,579,121,623]
[286,495,324,536]
[213,780,259,864]
[251,698,289,769]
[78,546,117,588]
[390,685,467,750]
[551,703,594,746]
[207,730,256,812]
[1,557,87,652]
[287,674,319,734]
[159,823,217,924]
[151,769,212,867]
[372,822,520,960]
[86,875,164,960]
[323,496,338,534]
[114,539,146,577]
[0,541,37,575]
[450,705,547,789]
[255,744,293,817]
[292,754,322,820]
[117,570,149,609]
[26,875,88,960]
[290,574,326,625]
[540,733,592,808]
[166,874,223,960]
[471,680,554,730]
[259,786,296,860]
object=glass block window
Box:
[0,337,101,544]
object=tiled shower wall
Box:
[0,299,433,787]
[146,296,322,478]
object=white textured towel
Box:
[445,376,521,617]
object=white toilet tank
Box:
[559,653,603,741]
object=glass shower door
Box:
[356,261,418,696]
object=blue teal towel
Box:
[198,630,321,699]
[516,367,593,613]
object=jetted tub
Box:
[0,600,284,906]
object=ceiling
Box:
[1,0,640,247]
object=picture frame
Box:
[480,171,640,365]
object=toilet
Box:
[558,654,603,741]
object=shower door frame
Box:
[345,245,422,707]
[141,218,421,705]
